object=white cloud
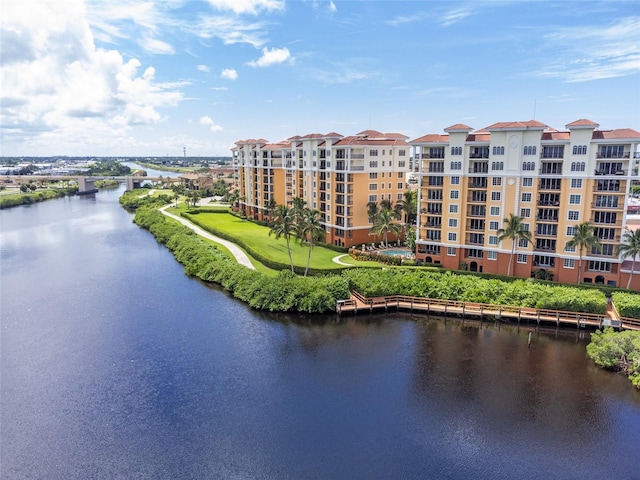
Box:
[196,15,268,48]
[247,47,292,67]
[206,0,284,15]
[439,8,473,27]
[197,65,210,73]
[328,1,337,14]
[140,37,175,55]
[221,68,238,80]
[200,115,223,132]
[536,16,640,82]
[0,0,185,149]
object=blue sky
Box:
[1,0,639,157]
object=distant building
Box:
[232,130,412,247]
[410,119,640,289]
[179,173,215,190]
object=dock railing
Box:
[337,291,638,330]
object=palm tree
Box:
[567,221,602,284]
[396,189,417,227]
[366,201,379,223]
[369,208,401,248]
[269,205,296,272]
[290,196,307,225]
[618,227,640,289]
[497,214,533,276]
[297,208,326,276]
[264,198,277,221]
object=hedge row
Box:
[182,211,349,276]
[0,187,78,209]
[341,268,607,314]
[119,190,173,210]
[134,207,350,313]
[611,292,640,319]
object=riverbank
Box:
[0,187,78,209]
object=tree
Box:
[497,214,533,276]
[269,205,296,273]
[618,227,640,289]
[396,189,417,227]
[265,198,277,221]
[297,208,326,276]
[290,196,307,225]
[369,207,401,247]
[366,201,379,223]
[567,222,602,284]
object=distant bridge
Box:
[2,175,173,193]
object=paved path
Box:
[332,254,353,266]
[159,205,255,270]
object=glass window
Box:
[521,193,532,202]
[564,258,575,268]
[568,210,579,221]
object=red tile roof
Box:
[593,128,640,140]
[541,132,570,140]
[566,119,599,128]
[409,134,449,144]
[481,120,548,131]
[444,123,473,132]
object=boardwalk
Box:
[337,291,640,331]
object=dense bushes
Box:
[587,328,640,388]
[341,269,607,314]
[612,292,640,319]
[133,207,350,313]
[119,190,173,210]
[0,187,77,209]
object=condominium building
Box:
[410,119,640,289]
[232,130,411,247]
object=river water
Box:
[1,183,639,480]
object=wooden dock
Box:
[336,291,640,331]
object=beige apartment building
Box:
[410,119,640,289]
[232,130,411,247]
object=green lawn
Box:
[170,207,377,271]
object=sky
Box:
[1,0,639,157]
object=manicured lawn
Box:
[170,207,376,271]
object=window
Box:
[368,194,377,202]
[569,194,581,205]
[490,206,500,216]
[449,204,458,214]
[489,235,498,245]
[565,242,576,253]
[397,182,403,189]
[369,149,378,156]
[491,161,504,170]
[572,145,587,155]
[398,172,404,178]
[571,179,582,189]
[369,161,378,168]
[399,149,406,156]
[488,251,497,260]
[522,161,536,171]
[564,258,575,268]
[450,146,462,156]
[448,233,457,241]
[566,226,576,236]
[522,178,533,187]
[589,261,611,272]
[492,146,505,155]
[521,193,532,202]
[447,247,456,256]
[491,192,501,201]
[369,172,378,179]
[388,183,392,189]
[451,176,460,185]
[450,161,462,170]
[492,177,502,186]
[489,221,499,230]
[449,218,458,227]
[397,193,403,201]
[518,239,529,248]
[570,162,586,172]
[517,254,528,263]
[568,210,579,221]
[542,146,564,158]
[368,183,378,190]
[450,190,459,199]
[520,208,530,218]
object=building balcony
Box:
[596,152,631,159]
[595,169,626,176]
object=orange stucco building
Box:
[232,131,411,247]
[410,119,640,289]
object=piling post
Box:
[528,331,532,347]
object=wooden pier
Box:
[336,291,640,331]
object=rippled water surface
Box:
[1,187,639,479]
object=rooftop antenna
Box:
[183,147,186,159]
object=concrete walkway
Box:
[159,205,255,270]
[332,254,353,266]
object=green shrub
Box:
[612,292,640,319]
[587,328,640,389]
